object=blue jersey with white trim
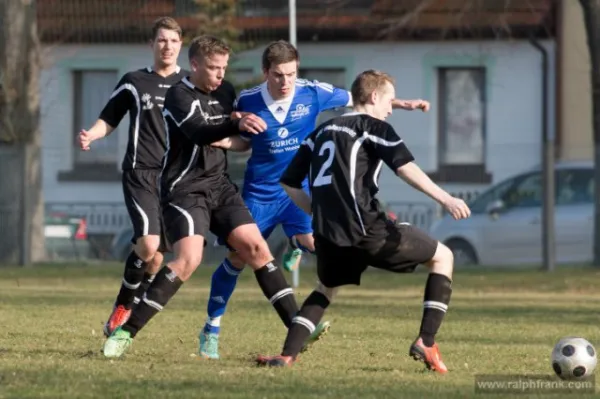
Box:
[236,79,350,202]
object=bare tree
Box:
[0,0,44,264]
[579,0,600,266]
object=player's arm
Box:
[280,140,313,215]
[211,110,253,151]
[211,135,251,152]
[369,124,469,220]
[316,82,429,112]
[395,162,469,220]
[78,119,115,151]
[164,89,266,146]
[78,75,133,150]
[391,98,430,112]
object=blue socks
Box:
[203,258,243,334]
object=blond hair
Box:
[188,35,231,60]
[350,70,395,106]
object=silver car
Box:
[429,161,594,266]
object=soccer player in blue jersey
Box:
[202,40,430,359]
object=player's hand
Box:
[238,114,267,134]
[442,196,471,220]
[406,99,430,112]
[78,129,95,151]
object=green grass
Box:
[1,263,600,398]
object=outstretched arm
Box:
[392,98,430,112]
[344,94,429,112]
[396,162,470,220]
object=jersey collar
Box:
[146,65,182,75]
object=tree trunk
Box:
[0,0,45,264]
[580,0,600,266]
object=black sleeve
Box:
[99,73,135,128]
[280,138,313,188]
[368,122,415,171]
[163,86,240,146]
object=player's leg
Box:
[103,198,209,358]
[133,249,163,307]
[105,170,162,336]
[281,195,315,272]
[368,221,451,373]
[199,250,243,358]
[257,235,364,367]
[200,201,277,359]
[211,184,301,330]
[133,218,172,306]
[409,240,453,374]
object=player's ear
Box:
[370,89,378,105]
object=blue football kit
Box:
[236,79,351,239]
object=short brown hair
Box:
[350,70,395,106]
[262,40,299,71]
[151,17,182,40]
[188,35,231,61]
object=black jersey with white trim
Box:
[281,112,415,246]
[99,66,187,171]
[160,77,237,198]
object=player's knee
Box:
[237,238,272,267]
[134,236,160,262]
[315,281,338,303]
[427,242,454,278]
[171,252,202,281]
[294,234,315,253]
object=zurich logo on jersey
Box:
[270,127,298,154]
[277,127,289,138]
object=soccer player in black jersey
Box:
[77,17,186,337]
[256,70,471,373]
[102,35,324,358]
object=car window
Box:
[469,178,516,214]
[502,172,542,208]
[556,168,594,205]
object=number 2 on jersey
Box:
[313,140,335,187]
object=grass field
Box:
[1,263,600,398]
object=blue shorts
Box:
[217,196,312,246]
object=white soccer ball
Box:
[551,337,597,380]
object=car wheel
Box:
[445,239,478,266]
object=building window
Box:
[73,70,119,166]
[58,70,122,181]
[300,68,348,125]
[430,67,491,183]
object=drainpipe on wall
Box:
[530,36,555,272]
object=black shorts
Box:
[315,221,438,288]
[122,169,163,243]
[162,177,255,245]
